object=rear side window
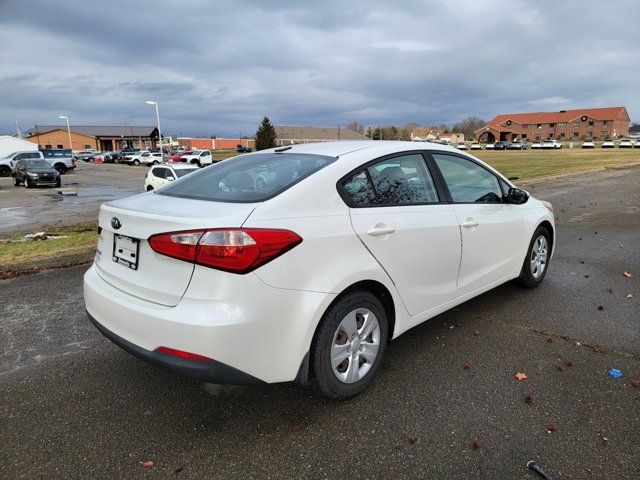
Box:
[158,153,336,203]
[152,167,167,179]
[432,153,503,203]
[341,153,439,207]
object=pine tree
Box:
[255,116,277,150]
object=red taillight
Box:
[155,346,211,362]
[148,228,302,274]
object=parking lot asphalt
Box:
[1,165,639,479]
[0,162,145,235]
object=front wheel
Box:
[133,159,140,166]
[146,185,154,191]
[517,226,551,288]
[311,290,388,400]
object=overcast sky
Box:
[0,0,637,137]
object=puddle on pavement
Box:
[45,187,140,204]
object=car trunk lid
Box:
[95,192,257,306]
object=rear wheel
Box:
[191,160,201,167]
[13,175,20,186]
[517,226,551,287]
[311,290,388,400]
[54,163,67,174]
[146,185,154,191]
[0,165,10,177]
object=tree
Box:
[346,121,364,134]
[451,116,486,139]
[255,116,277,150]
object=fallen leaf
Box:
[556,364,564,372]
[623,271,632,278]
[570,272,577,276]
[617,243,624,248]
[173,465,183,474]
[463,363,471,369]
[514,372,528,381]
[580,260,585,264]
[631,380,639,389]
[407,436,417,444]
[292,424,304,433]
[597,305,604,311]
[524,395,533,404]
[546,336,553,343]
[471,440,480,449]
[473,330,480,336]
[565,359,573,367]
[547,423,557,432]
[627,294,634,299]
[594,346,605,353]
[140,460,154,468]
[608,288,614,293]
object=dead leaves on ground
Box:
[140,460,154,468]
[514,372,528,381]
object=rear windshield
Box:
[158,152,336,203]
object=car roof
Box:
[258,140,466,158]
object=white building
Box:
[0,135,38,158]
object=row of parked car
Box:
[0,149,76,187]
[456,139,638,151]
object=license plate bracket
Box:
[112,234,140,270]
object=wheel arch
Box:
[537,220,555,255]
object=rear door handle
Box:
[367,227,396,236]
[462,219,479,228]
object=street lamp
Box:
[146,101,163,156]
[58,115,73,151]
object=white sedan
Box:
[84,141,555,399]
[144,164,199,191]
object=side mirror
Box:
[507,187,529,204]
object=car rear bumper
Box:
[83,263,334,384]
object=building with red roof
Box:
[475,106,630,143]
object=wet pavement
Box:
[0,165,639,479]
[0,162,144,235]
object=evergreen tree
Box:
[255,116,277,150]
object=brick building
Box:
[273,126,367,146]
[475,106,630,143]
[26,125,159,152]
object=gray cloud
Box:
[0,0,637,137]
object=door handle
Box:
[367,227,395,236]
[462,219,479,228]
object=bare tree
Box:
[346,121,364,134]
[451,116,487,139]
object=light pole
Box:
[58,115,73,151]
[146,101,163,156]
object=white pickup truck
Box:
[181,150,213,166]
[541,140,563,149]
[0,149,75,176]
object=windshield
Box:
[24,160,52,169]
[174,168,198,178]
[159,152,336,203]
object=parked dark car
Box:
[103,151,121,163]
[508,141,528,150]
[237,145,252,153]
[12,159,61,188]
[493,141,511,150]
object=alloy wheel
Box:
[530,235,548,279]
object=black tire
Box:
[24,178,31,189]
[13,175,20,186]
[54,163,67,174]
[133,159,140,166]
[146,185,154,191]
[517,225,551,288]
[191,160,201,167]
[0,165,10,177]
[310,290,388,400]
[152,160,159,165]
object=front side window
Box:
[159,153,336,203]
[432,154,503,204]
[341,153,439,207]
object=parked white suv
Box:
[123,151,164,165]
[144,164,199,191]
[182,150,213,166]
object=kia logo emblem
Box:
[111,217,122,229]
